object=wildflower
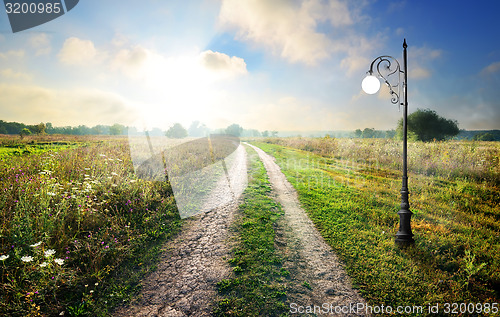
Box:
[44,249,56,257]
[30,241,42,247]
[111,172,118,176]
[99,154,106,157]
[54,258,64,265]
[95,282,99,286]
[0,254,9,261]
[47,192,56,196]
[40,262,48,267]
[59,311,65,315]
[89,290,94,294]
[21,256,34,262]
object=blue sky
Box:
[0,0,499,131]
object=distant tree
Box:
[354,129,362,138]
[385,129,396,139]
[110,123,127,136]
[241,128,262,137]
[45,122,54,134]
[150,127,165,136]
[361,128,375,138]
[396,108,459,142]
[225,124,243,137]
[188,121,209,137]
[166,123,188,138]
[473,132,496,141]
[262,130,269,137]
[27,122,46,135]
[271,131,278,137]
[19,128,31,138]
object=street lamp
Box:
[361,39,414,245]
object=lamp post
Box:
[361,39,414,245]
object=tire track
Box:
[247,143,367,316]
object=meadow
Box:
[251,137,499,315]
[0,135,180,316]
[1,134,498,316]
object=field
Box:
[251,137,499,313]
[0,134,499,316]
[0,135,180,316]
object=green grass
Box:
[0,135,181,316]
[252,140,499,316]
[214,145,288,317]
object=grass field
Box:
[251,137,499,315]
[1,134,498,316]
[0,135,180,316]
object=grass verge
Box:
[214,145,288,317]
[252,141,499,316]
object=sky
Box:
[0,0,499,132]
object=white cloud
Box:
[58,37,98,65]
[0,83,137,126]
[480,61,500,75]
[0,50,25,59]
[218,0,356,65]
[111,46,149,78]
[408,45,443,79]
[199,50,247,77]
[30,33,51,56]
[0,69,33,81]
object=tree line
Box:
[2,109,496,141]
[0,120,273,138]
[0,120,129,136]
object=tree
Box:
[385,129,396,139]
[188,121,209,137]
[29,122,46,134]
[396,108,459,142]
[473,132,496,141]
[19,128,31,138]
[166,123,188,138]
[225,124,243,137]
[110,124,126,136]
[354,129,362,138]
[262,130,269,137]
[361,128,375,138]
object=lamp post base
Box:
[395,235,415,246]
[395,208,414,246]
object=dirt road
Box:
[247,143,367,316]
[115,143,367,316]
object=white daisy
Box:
[44,249,56,257]
[54,258,64,265]
[21,256,34,262]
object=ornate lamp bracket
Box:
[367,55,405,108]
